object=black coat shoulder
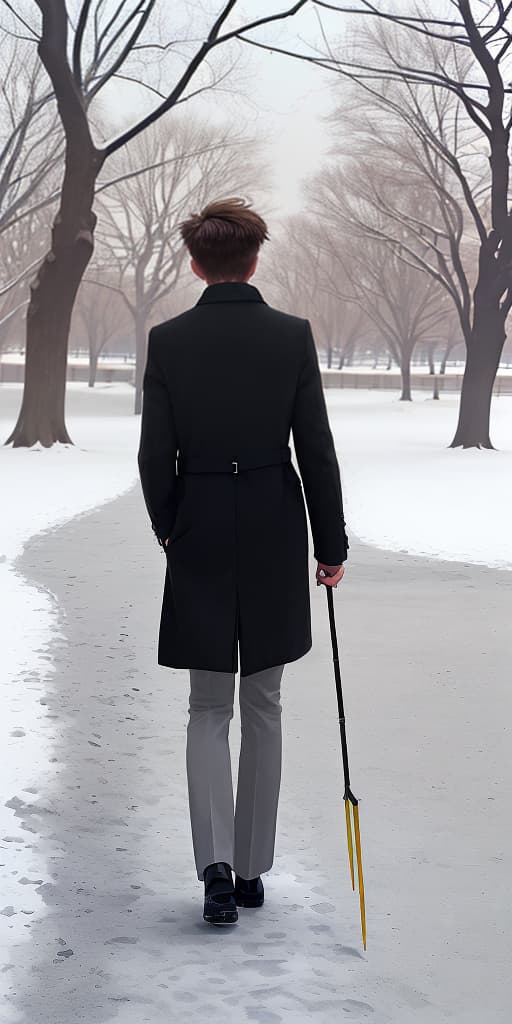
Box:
[150,302,308,337]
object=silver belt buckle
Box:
[232,460,238,474]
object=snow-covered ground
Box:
[2,385,510,777]
[1,385,510,795]
[4,381,510,569]
[329,389,512,571]
[1,380,511,1019]
[0,384,141,963]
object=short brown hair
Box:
[179,197,269,281]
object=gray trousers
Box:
[186,663,286,881]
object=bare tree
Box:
[0,206,49,353]
[304,227,368,369]
[0,35,62,235]
[316,77,478,395]
[421,306,465,375]
[92,116,266,412]
[1,0,308,447]
[319,30,490,429]
[261,214,366,368]
[250,0,512,445]
[356,241,449,400]
[309,166,451,399]
[72,280,130,387]
[0,32,63,354]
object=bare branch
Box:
[0,1,39,39]
[103,0,308,157]
[73,0,93,88]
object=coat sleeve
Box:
[291,319,349,565]
[137,327,179,550]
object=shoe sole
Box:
[203,911,238,925]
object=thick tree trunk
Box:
[450,238,509,448]
[449,326,504,448]
[4,147,100,447]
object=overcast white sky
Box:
[101,1,349,221]
[220,1,347,216]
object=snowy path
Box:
[2,482,511,1023]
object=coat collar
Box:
[196,281,266,305]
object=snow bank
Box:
[0,383,141,966]
[327,389,512,571]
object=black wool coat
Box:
[137,281,349,677]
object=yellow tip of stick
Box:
[344,797,355,890]
[352,803,367,950]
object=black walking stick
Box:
[324,580,367,950]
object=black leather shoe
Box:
[203,862,238,925]
[234,873,264,908]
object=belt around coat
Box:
[177,445,292,475]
